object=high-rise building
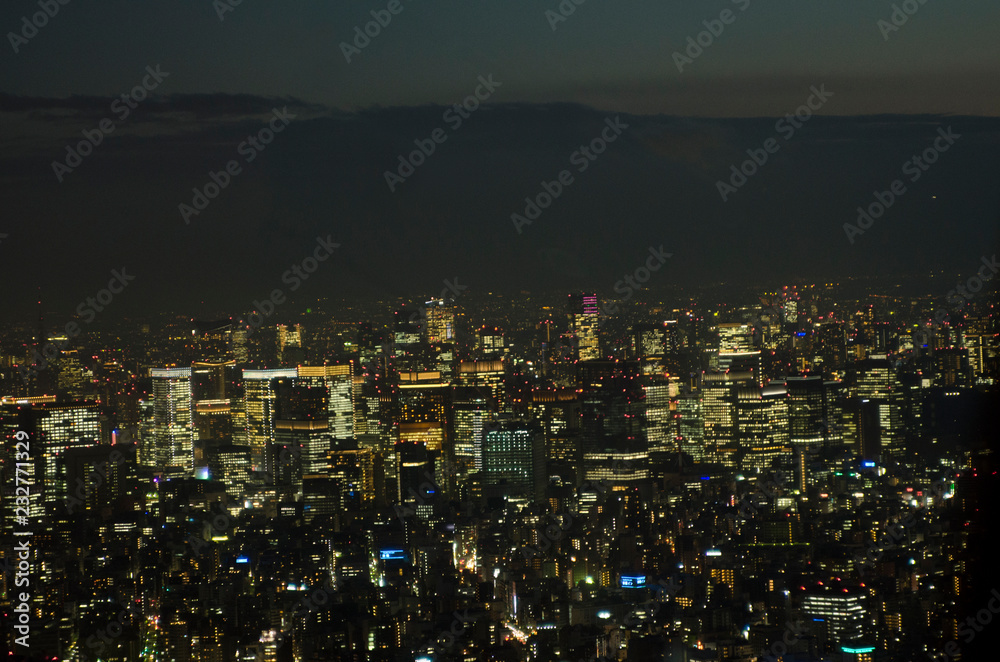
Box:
[205,444,251,497]
[297,364,355,441]
[785,375,828,451]
[422,299,454,344]
[718,323,753,353]
[568,293,600,361]
[276,323,304,364]
[151,367,195,475]
[801,584,869,646]
[734,383,790,473]
[855,356,904,459]
[450,386,494,481]
[481,422,545,502]
[242,368,297,472]
[701,371,754,467]
[675,392,705,462]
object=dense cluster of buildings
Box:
[0,284,994,661]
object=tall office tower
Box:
[785,375,829,451]
[392,309,423,356]
[151,367,195,475]
[55,348,88,399]
[396,439,436,507]
[933,347,970,387]
[734,383,790,473]
[327,445,376,509]
[422,299,454,344]
[718,350,764,385]
[801,584,869,646]
[662,319,686,375]
[701,371,754,467]
[456,359,505,412]
[191,360,236,456]
[782,286,801,323]
[675,391,705,462]
[718,323,754,353]
[397,371,449,452]
[643,370,674,453]
[28,401,102,510]
[242,368,297,472]
[578,361,646,454]
[531,386,580,465]
[567,293,601,361]
[230,327,249,363]
[275,419,331,485]
[476,326,505,358]
[138,397,155,466]
[276,323,304,364]
[633,323,665,361]
[205,444,251,497]
[481,421,545,502]
[297,364,355,441]
[855,355,904,460]
[578,360,648,488]
[190,319,235,363]
[451,386,495,482]
[815,320,848,375]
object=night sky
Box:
[1,0,999,318]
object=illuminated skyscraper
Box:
[734,383,790,473]
[422,299,454,344]
[786,375,828,450]
[242,368,297,471]
[481,421,545,502]
[801,584,869,646]
[701,371,754,467]
[297,364,355,441]
[276,323,304,364]
[152,367,195,475]
[450,386,494,481]
[568,293,600,361]
[854,356,904,459]
[675,391,705,462]
[718,323,753,353]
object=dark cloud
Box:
[1,96,998,320]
